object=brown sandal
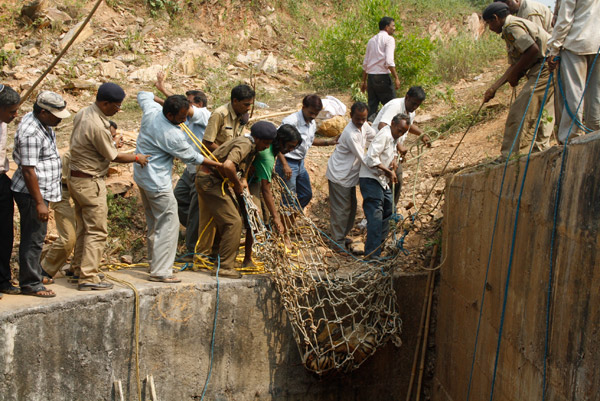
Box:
[21,288,56,298]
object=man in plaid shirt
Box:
[11,91,70,298]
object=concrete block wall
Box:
[0,270,426,400]
[433,133,600,401]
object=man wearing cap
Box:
[196,122,275,278]
[68,82,149,291]
[0,84,21,299]
[11,91,70,297]
[134,91,221,283]
[494,0,554,33]
[483,2,555,159]
[361,16,401,121]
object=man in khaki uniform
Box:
[483,3,555,159]
[494,0,554,33]
[202,84,255,151]
[68,83,149,291]
[195,122,275,278]
[41,152,75,278]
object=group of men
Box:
[0,0,596,298]
[481,0,599,159]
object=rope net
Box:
[245,176,403,376]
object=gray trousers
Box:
[14,191,48,292]
[557,49,600,143]
[328,180,357,244]
[173,169,199,253]
[139,187,179,278]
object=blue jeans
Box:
[275,158,312,209]
[14,191,48,292]
[359,178,392,258]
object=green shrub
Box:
[307,0,436,90]
[433,31,505,83]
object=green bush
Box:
[433,31,505,83]
[307,0,437,90]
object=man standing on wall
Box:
[547,0,599,143]
[361,16,401,121]
[68,83,149,291]
[11,91,70,297]
[0,84,20,299]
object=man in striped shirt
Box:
[11,91,70,297]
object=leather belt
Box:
[70,170,93,178]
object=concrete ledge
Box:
[0,267,427,400]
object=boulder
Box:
[106,180,133,196]
[466,13,485,40]
[2,43,16,52]
[20,0,47,23]
[59,20,94,50]
[317,116,347,138]
[128,65,163,82]
[100,61,122,79]
[258,53,277,73]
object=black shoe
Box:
[0,284,21,295]
[78,281,114,291]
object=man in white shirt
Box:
[547,0,600,143]
[275,95,338,209]
[372,86,428,205]
[359,113,410,259]
[361,17,401,121]
[326,102,375,249]
[154,72,211,259]
[0,84,21,298]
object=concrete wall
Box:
[0,269,426,401]
[433,133,600,401]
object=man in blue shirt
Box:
[154,72,211,259]
[134,92,221,283]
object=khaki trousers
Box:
[41,187,76,276]
[501,63,555,156]
[196,173,242,270]
[68,176,108,284]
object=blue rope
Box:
[466,57,549,401]
[200,255,220,401]
[542,46,600,401]
[488,67,553,401]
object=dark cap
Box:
[96,82,126,103]
[250,121,277,140]
[483,2,509,20]
[36,91,70,119]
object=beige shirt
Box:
[548,0,600,56]
[518,0,554,33]
[502,15,549,66]
[69,103,118,177]
[0,122,9,174]
[203,103,245,146]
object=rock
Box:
[3,43,16,52]
[177,48,204,75]
[317,116,347,138]
[43,7,72,24]
[128,65,163,82]
[120,254,133,264]
[106,180,133,195]
[28,48,39,57]
[100,61,122,79]
[264,24,275,38]
[107,167,119,176]
[349,242,364,255]
[258,53,277,73]
[59,20,94,50]
[466,13,485,40]
[64,78,98,90]
[20,0,47,22]
[236,50,262,65]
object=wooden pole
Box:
[415,244,439,401]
